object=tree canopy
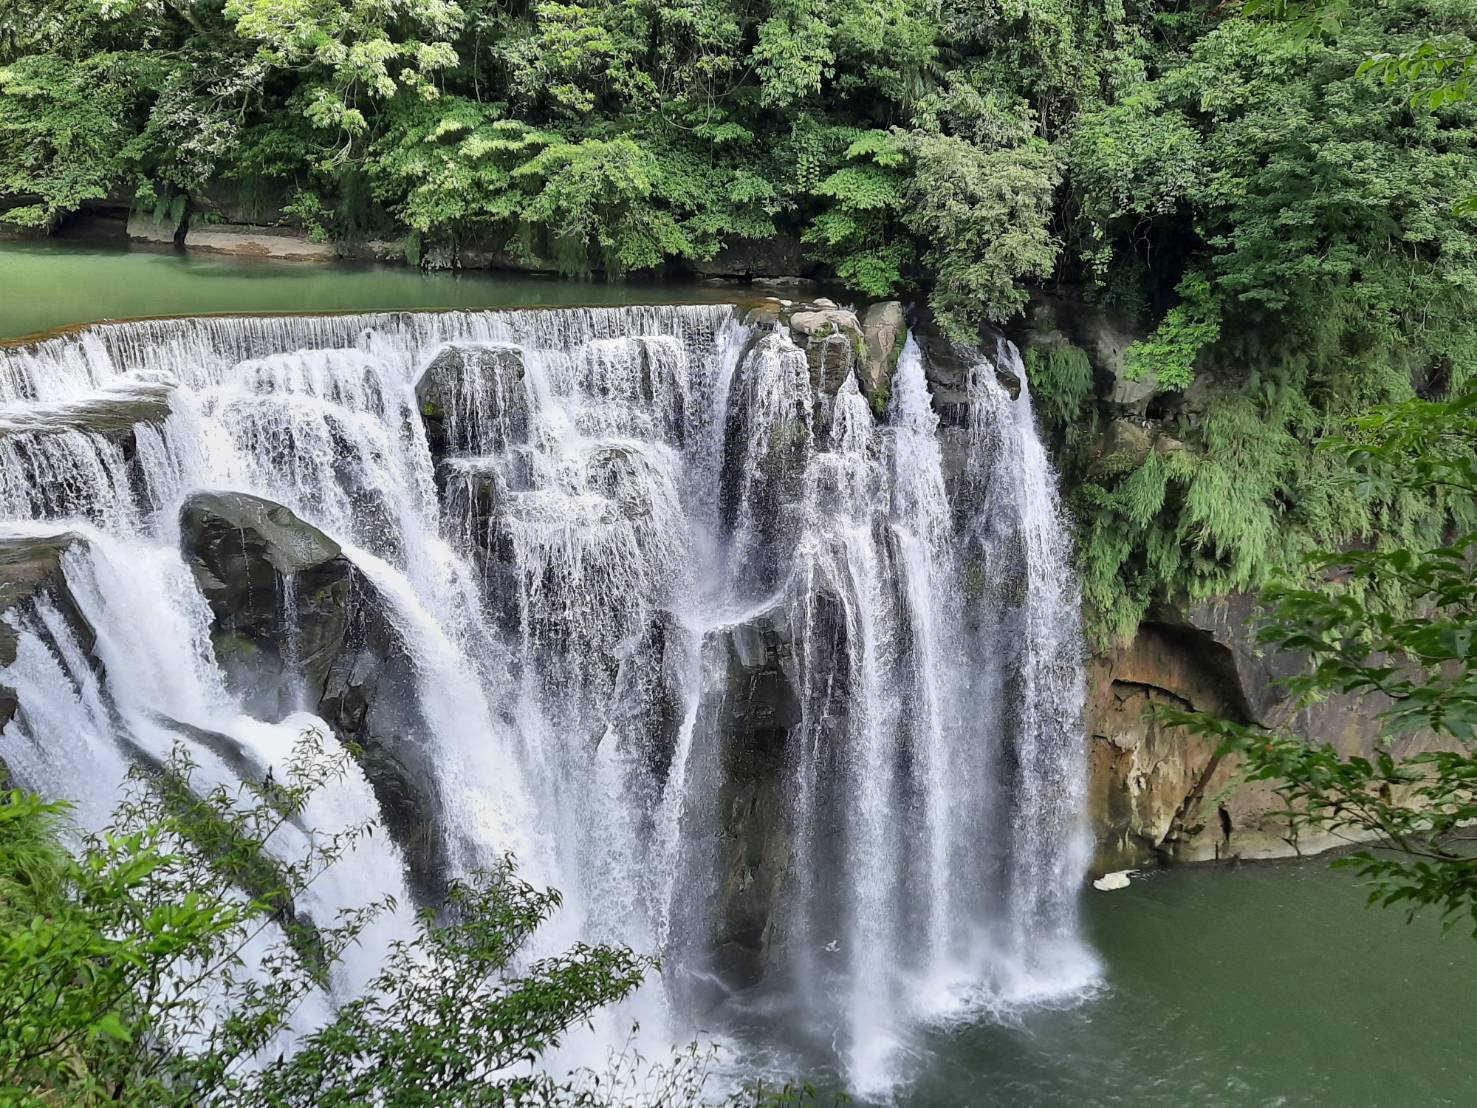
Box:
[1,0,1473,636]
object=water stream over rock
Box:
[0,303,1097,1096]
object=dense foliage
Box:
[0,734,826,1105]
[1163,390,1477,931]
[0,0,1473,637]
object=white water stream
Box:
[0,305,1096,1096]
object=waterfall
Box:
[0,304,1097,1095]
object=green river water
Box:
[3,241,1473,1106]
[862,860,1474,1106]
[0,240,732,342]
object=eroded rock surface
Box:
[415,343,529,458]
[1085,593,1416,870]
[860,300,905,410]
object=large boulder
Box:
[179,491,444,898]
[415,344,529,458]
[180,490,352,711]
[787,302,864,404]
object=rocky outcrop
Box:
[709,604,802,990]
[179,491,444,897]
[1085,593,1417,871]
[787,300,866,409]
[126,210,182,246]
[1024,291,1159,415]
[181,491,353,706]
[860,301,905,411]
[912,313,1021,427]
[734,295,903,441]
[1084,417,1190,477]
[0,531,96,733]
[415,343,529,459]
[0,381,174,446]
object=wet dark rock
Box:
[788,305,864,406]
[707,604,806,989]
[179,490,446,900]
[717,609,803,754]
[610,610,689,783]
[912,314,1019,427]
[0,382,174,443]
[0,530,95,734]
[415,344,528,458]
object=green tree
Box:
[1,730,840,1104]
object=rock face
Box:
[180,491,352,706]
[1024,291,1159,415]
[178,491,444,896]
[913,313,1020,429]
[709,605,802,990]
[0,382,174,443]
[734,296,900,436]
[0,381,176,484]
[0,531,95,733]
[126,210,181,246]
[690,235,814,281]
[1084,593,1415,870]
[787,303,866,408]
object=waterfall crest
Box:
[0,304,1097,1094]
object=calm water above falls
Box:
[0,240,735,341]
[0,246,1472,1107]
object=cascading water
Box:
[0,302,1096,1097]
